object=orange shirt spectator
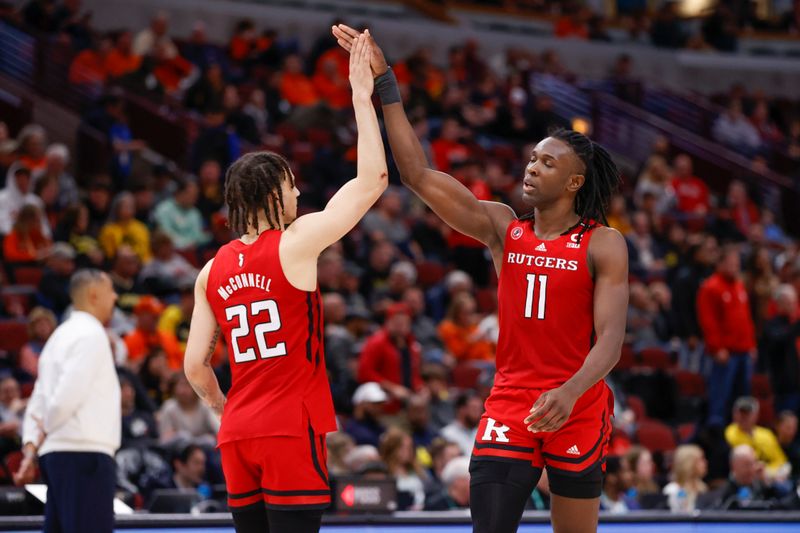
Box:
[68,41,110,86]
[438,293,494,362]
[313,59,350,110]
[154,53,194,94]
[3,204,51,263]
[280,54,319,107]
[124,296,184,369]
[105,31,141,79]
[316,47,349,80]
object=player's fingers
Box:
[529,393,550,414]
[533,410,560,432]
[336,38,352,52]
[332,26,354,47]
[337,24,360,38]
[349,35,361,69]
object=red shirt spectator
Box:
[697,251,757,355]
[670,154,709,214]
[358,303,422,401]
[431,118,469,173]
[69,38,112,86]
[124,296,183,370]
[105,31,141,79]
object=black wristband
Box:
[374,67,401,105]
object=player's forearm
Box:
[562,335,623,398]
[353,95,388,187]
[185,365,226,414]
[382,103,429,186]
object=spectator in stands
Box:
[725,396,789,480]
[698,246,757,426]
[663,444,708,512]
[221,85,259,145]
[37,243,77,316]
[670,154,710,216]
[0,375,24,457]
[554,2,590,39]
[105,31,142,80]
[439,392,481,455]
[407,394,436,452]
[158,373,219,450]
[749,101,783,145]
[761,284,800,413]
[746,246,778,334]
[650,1,687,48]
[785,119,800,161]
[190,106,240,171]
[371,261,417,313]
[108,245,146,311]
[344,382,388,448]
[124,296,183,370]
[313,53,352,111]
[627,281,663,350]
[403,287,442,362]
[0,164,49,237]
[360,187,410,246]
[99,192,152,263]
[133,11,177,59]
[425,438,462,492]
[634,155,674,212]
[106,100,146,185]
[16,124,47,172]
[33,144,79,210]
[183,21,227,72]
[438,292,494,364]
[146,443,208,499]
[713,100,762,155]
[728,180,760,240]
[425,455,470,510]
[138,350,171,408]
[379,426,428,510]
[195,159,224,220]
[149,41,197,97]
[600,455,640,513]
[3,203,51,263]
[322,292,358,409]
[153,179,209,251]
[626,212,666,279]
[358,303,422,402]
[430,117,469,173]
[69,35,112,89]
[227,19,258,65]
[625,445,661,502]
[18,307,57,380]
[326,431,356,477]
[420,363,455,432]
[184,63,226,113]
[606,194,633,235]
[776,411,800,481]
[120,375,158,449]
[279,54,319,107]
[704,444,778,510]
[140,231,198,296]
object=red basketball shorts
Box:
[220,423,330,511]
[473,381,613,477]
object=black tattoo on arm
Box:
[205,327,220,367]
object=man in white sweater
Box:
[16,269,121,533]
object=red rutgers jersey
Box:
[495,218,597,390]
[207,230,336,445]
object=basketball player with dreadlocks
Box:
[333,26,628,533]
[183,35,386,533]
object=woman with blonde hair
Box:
[379,426,428,510]
[663,444,708,512]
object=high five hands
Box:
[333,24,389,77]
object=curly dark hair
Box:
[223,151,294,235]
[520,128,622,242]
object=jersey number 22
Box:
[225,300,287,363]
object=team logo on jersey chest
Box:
[566,233,581,248]
[511,227,524,240]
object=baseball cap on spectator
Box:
[734,396,758,413]
[48,242,76,260]
[385,302,412,320]
[134,295,164,316]
[352,382,388,405]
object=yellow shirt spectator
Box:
[725,397,788,475]
[98,191,151,262]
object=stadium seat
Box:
[673,370,706,397]
[676,422,697,443]
[615,344,636,372]
[627,395,647,421]
[757,397,776,427]
[636,419,676,453]
[0,321,28,354]
[638,347,673,371]
[475,288,497,314]
[0,286,37,316]
[10,266,43,287]
[416,261,446,289]
[306,127,333,147]
[751,374,772,399]
[451,364,481,390]
[275,123,301,144]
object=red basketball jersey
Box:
[495,219,597,390]
[207,230,336,445]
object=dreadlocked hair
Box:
[520,128,622,242]
[224,151,294,235]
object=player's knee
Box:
[547,463,603,499]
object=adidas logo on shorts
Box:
[535,243,547,252]
[566,445,581,455]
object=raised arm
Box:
[282,33,388,266]
[332,25,515,252]
[183,260,226,417]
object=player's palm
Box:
[333,24,388,77]
[348,33,374,99]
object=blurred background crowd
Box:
[0,0,799,515]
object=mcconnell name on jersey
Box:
[216,272,273,301]
[505,252,579,272]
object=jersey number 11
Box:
[523,274,548,320]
